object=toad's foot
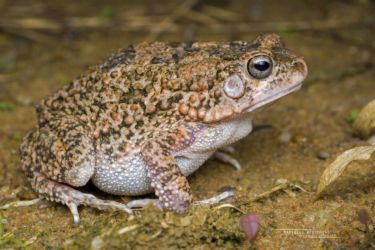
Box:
[213,146,241,171]
[33,173,133,224]
[218,145,236,154]
[127,190,235,210]
[62,190,134,224]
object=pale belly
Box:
[92,116,253,196]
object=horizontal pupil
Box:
[254,61,269,71]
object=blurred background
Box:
[0,0,374,101]
[0,0,374,249]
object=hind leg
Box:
[20,118,132,223]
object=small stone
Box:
[303,210,335,228]
[321,239,333,248]
[357,209,371,227]
[64,239,74,246]
[353,99,375,138]
[91,236,104,250]
[276,178,288,184]
[316,151,330,160]
[160,220,169,229]
[367,135,375,145]
[291,134,307,144]
[278,131,291,143]
[179,216,192,227]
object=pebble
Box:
[316,151,330,160]
[303,210,335,228]
[291,134,307,144]
[179,216,192,227]
[353,99,375,138]
[276,178,288,184]
[321,239,333,248]
[367,135,375,145]
[91,236,104,250]
[278,131,291,143]
[357,209,371,226]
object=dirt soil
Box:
[0,0,374,249]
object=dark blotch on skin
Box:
[184,42,198,52]
[150,57,166,64]
[100,45,136,72]
[172,54,179,63]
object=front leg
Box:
[141,140,192,214]
[211,146,241,171]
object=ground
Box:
[0,0,374,249]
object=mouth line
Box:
[245,82,303,113]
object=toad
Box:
[20,33,307,223]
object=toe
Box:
[67,202,80,224]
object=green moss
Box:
[347,109,360,124]
[58,79,70,87]
[98,5,112,23]
[0,216,29,249]
[0,102,14,112]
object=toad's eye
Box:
[224,75,245,99]
[247,55,273,79]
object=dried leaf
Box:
[317,146,375,195]
[238,180,310,206]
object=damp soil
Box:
[0,0,374,249]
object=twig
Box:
[13,17,60,30]
[188,19,375,33]
[181,10,220,26]
[117,224,140,235]
[202,5,240,22]
[0,21,58,44]
[194,189,235,206]
[238,180,309,206]
[0,198,41,210]
[0,16,372,33]
[0,15,373,44]
[214,203,245,214]
[125,18,374,33]
[145,0,198,41]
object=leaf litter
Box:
[316,145,375,196]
